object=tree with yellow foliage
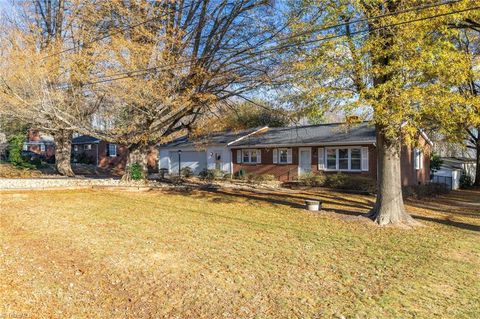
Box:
[0,0,105,176]
[288,0,480,225]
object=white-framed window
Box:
[322,147,368,171]
[414,148,423,170]
[241,149,261,164]
[338,148,349,170]
[350,148,362,170]
[326,148,337,169]
[84,144,92,150]
[279,149,288,164]
[108,144,117,157]
[272,148,292,164]
[40,144,45,152]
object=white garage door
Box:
[169,151,207,175]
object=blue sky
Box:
[0,0,13,14]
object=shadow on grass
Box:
[165,187,480,232]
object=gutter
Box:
[229,140,376,149]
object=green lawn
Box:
[1,188,479,318]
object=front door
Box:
[298,148,312,176]
[214,152,222,170]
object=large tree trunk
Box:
[122,143,150,181]
[53,129,74,177]
[474,135,480,187]
[367,127,416,226]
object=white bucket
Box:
[305,200,321,211]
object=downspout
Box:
[231,149,234,177]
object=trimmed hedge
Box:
[297,172,376,193]
[402,183,450,199]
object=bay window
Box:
[323,147,366,171]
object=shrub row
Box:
[402,183,450,199]
[298,172,376,193]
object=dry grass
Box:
[1,187,479,318]
[0,163,43,178]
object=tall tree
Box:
[60,0,286,180]
[222,102,291,130]
[452,19,480,186]
[288,0,479,225]
[0,0,103,176]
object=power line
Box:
[67,5,479,89]
[42,4,189,60]
[292,0,464,39]
[47,0,461,64]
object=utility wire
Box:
[64,5,479,89]
[41,4,190,60]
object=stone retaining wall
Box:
[0,178,122,190]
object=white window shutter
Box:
[237,150,242,164]
[419,151,424,170]
[361,147,369,171]
[257,149,262,164]
[273,149,278,164]
[318,148,325,170]
[287,148,293,164]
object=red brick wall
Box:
[400,136,432,186]
[73,142,158,173]
[26,130,55,159]
[232,144,377,182]
[97,142,128,171]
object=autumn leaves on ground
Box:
[1,188,479,319]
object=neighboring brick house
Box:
[72,135,158,173]
[159,122,432,186]
[24,130,55,160]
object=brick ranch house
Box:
[23,130,55,160]
[72,135,158,173]
[159,122,432,186]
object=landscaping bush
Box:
[256,174,276,182]
[234,169,248,180]
[29,157,42,168]
[460,173,474,189]
[180,166,194,178]
[8,133,27,167]
[325,172,348,188]
[129,163,144,181]
[298,172,327,187]
[325,173,376,193]
[199,169,225,181]
[245,173,276,184]
[403,183,449,199]
[76,152,95,165]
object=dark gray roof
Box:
[72,135,101,144]
[231,122,376,147]
[162,122,376,149]
[162,128,260,149]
